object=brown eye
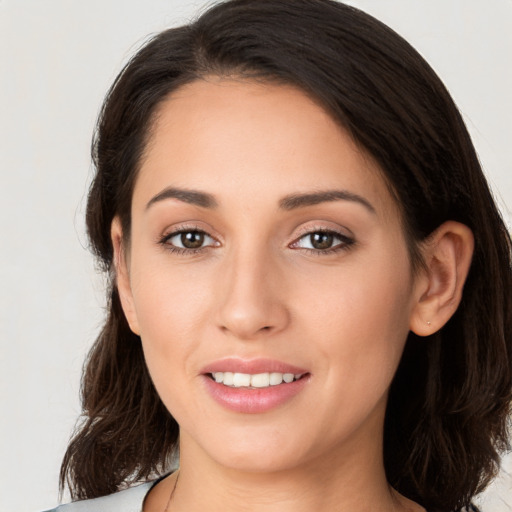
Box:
[310,232,334,250]
[292,230,354,253]
[180,231,205,249]
[163,229,217,251]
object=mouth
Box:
[201,359,310,413]
[209,371,307,388]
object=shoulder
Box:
[42,481,154,512]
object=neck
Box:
[177,461,392,511]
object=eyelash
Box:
[158,226,355,256]
[158,225,218,256]
[290,228,355,256]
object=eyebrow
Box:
[145,186,375,214]
[146,187,218,210]
[279,190,376,214]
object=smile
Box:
[211,372,305,388]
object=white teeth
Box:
[211,371,303,388]
[283,373,294,383]
[251,373,270,388]
[232,373,251,387]
[269,372,283,385]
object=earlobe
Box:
[111,217,140,336]
[410,221,474,337]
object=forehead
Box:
[135,78,398,220]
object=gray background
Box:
[1,1,510,511]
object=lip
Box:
[201,357,308,376]
[200,358,310,414]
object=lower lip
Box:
[202,375,310,414]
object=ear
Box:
[410,221,474,337]
[111,217,140,335]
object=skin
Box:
[113,78,474,512]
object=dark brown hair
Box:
[60,1,512,510]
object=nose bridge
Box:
[215,241,288,339]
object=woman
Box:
[48,0,511,511]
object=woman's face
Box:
[116,78,423,473]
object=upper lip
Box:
[200,358,309,376]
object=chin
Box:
[183,423,311,473]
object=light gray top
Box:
[43,481,155,512]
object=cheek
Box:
[131,275,210,420]
[127,258,215,387]
[294,246,414,390]
[296,244,413,333]
[130,249,212,330]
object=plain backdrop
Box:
[1,1,510,511]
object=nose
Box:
[215,248,290,340]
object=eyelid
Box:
[160,221,219,239]
[292,222,354,240]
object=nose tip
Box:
[215,260,289,340]
[220,294,286,339]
